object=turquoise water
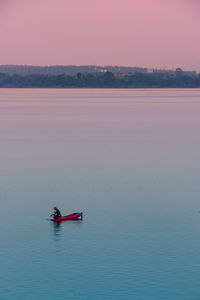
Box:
[0,89,200,299]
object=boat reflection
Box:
[52,219,83,241]
[52,221,62,241]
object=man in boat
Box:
[53,207,62,219]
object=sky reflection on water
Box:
[0,89,200,300]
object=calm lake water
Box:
[0,88,200,300]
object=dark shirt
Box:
[54,208,62,217]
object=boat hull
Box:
[51,212,83,222]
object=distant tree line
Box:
[0,65,147,76]
[0,71,200,88]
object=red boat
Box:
[51,212,83,222]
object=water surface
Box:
[0,89,200,299]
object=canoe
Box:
[51,212,83,222]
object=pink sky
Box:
[0,0,200,70]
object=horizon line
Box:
[0,64,197,72]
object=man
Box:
[53,207,62,218]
